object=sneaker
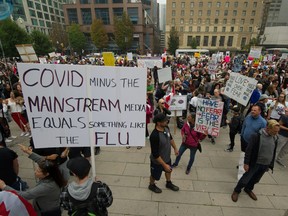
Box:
[166,181,179,191]
[171,163,178,168]
[137,146,142,150]
[10,135,17,139]
[148,184,162,193]
[24,132,31,137]
[5,139,13,143]
[185,169,190,175]
[20,132,25,136]
[276,159,286,168]
[211,138,215,145]
[225,147,233,152]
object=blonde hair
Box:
[267,119,280,129]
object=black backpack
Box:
[0,109,11,138]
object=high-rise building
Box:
[62,0,160,54]
[159,3,166,52]
[266,0,288,27]
[12,0,71,34]
[165,0,269,53]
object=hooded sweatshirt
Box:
[68,178,94,201]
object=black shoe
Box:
[211,138,215,144]
[185,169,190,175]
[171,163,177,168]
[225,147,233,152]
[166,181,179,191]
[148,184,162,193]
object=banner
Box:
[137,58,163,68]
[224,73,257,106]
[17,64,146,148]
[158,67,172,83]
[195,98,223,137]
[169,95,187,111]
[248,46,262,59]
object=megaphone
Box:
[0,0,13,21]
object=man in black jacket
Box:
[231,120,280,202]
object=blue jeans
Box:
[173,144,197,170]
[234,163,268,193]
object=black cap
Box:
[67,157,91,178]
[153,113,169,123]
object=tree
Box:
[114,12,134,53]
[242,37,261,51]
[167,28,179,56]
[91,19,108,52]
[30,30,53,56]
[50,22,68,53]
[67,23,87,55]
[188,37,198,49]
[0,19,31,57]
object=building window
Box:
[35,3,41,10]
[128,7,138,24]
[227,36,233,46]
[223,19,227,24]
[203,36,209,46]
[172,10,176,16]
[234,1,238,7]
[112,0,123,3]
[242,10,246,16]
[190,2,194,8]
[212,36,217,46]
[207,10,211,16]
[80,0,91,3]
[208,2,212,7]
[81,8,92,25]
[214,27,217,32]
[231,19,235,24]
[241,37,246,47]
[95,8,110,24]
[244,2,248,7]
[39,20,45,27]
[197,18,201,24]
[189,26,192,32]
[222,27,226,32]
[219,36,225,46]
[181,2,185,8]
[37,11,43,18]
[190,10,194,16]
[241,19,245,24]
[189,18,193,24]
[199,2,203,7]
[187,36,192,46]
[239,27,243,32]
[250,19,254,24]
[249,27,252,32]
[251,10,256,16]
[180,26,184,32]
[206,18,210,24]
[31,18,38,26]
[67,8,78,24]
[205,26,209,32]
[172,2,176,8]
[46,21,51,27]
[95,0,108,3]
[216,10,219,16]
[224,10,228,16]
[181,10,185,16]
[225,2,229,7]
[197,26,201,32]
[198,10,202,16]
[231,27,234,32]
[27,1,33,7]
[214,18,218,24]
[233,10,237,16]
[196,36,200,46]
[216,2,221,7]
[253,2,257,8]
[44,13,49,19]
[172,18,175,24]
[180,18,184,24]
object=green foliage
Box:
[167,28,179,56]
[188,37,198,49]
[113,12,134,52]
[91,19,108,52]
[242,37,261,51]
[50,22,69,52]
[30,30,53,56]
[0,19,31,57]
[67,23,87,54]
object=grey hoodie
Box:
[68,178,94,201]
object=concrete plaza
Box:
[7,119,288,216]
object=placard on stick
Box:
[15,44,38,62]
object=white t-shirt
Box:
[269,101,286,120]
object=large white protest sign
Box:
[224,73,257,106]
[158,67,172,83]
[169,95,187,111]
[137,58,163,68]
[18,64,146,148]
[195,98,223,137]
[208,61,218,74]
[248,46,262,59]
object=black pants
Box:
[229,132,237,149]
[240,136,248,152]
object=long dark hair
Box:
[38,160,66,188]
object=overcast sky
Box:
[157,0,166,4]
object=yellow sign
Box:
[194,52,200,58]
[102,52,115,66]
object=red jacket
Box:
[181,122,206,148]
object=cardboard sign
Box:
[195,98,223,137]
[169,95,187,111]
[15,44,38,62]
[102,52,115,66]
[137,58,163,68]
[158,67,172,83]
[17,64,146,148]
[224,73,257,106]
[248,47,262,59]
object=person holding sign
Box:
[148,113,179,193]
[172,113,207,174]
